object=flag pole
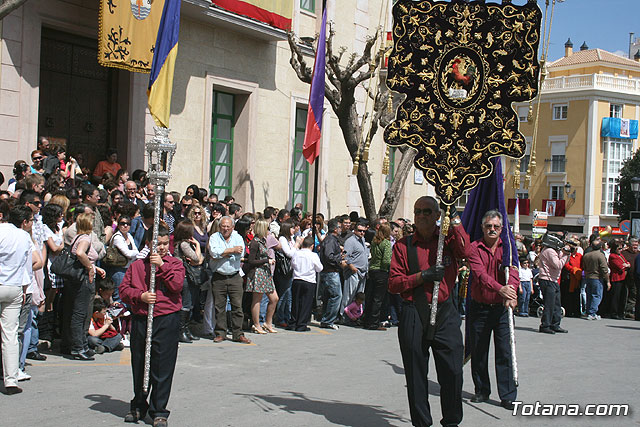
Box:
[307,0,326,246]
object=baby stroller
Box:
[529,273,565,318]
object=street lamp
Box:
[142,126,176,394]
[630,177,640,211]
[564,181,575,201]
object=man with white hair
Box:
[208,216,250,344]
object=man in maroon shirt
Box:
[389,196,469,427]
[120,225,185,427]
[467,210,519,410]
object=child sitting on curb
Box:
[88,297,124,354]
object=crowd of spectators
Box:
[2,138,638,397]
[0,139,415,395]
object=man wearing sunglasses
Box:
[389,196,469,427]
[467,209,520,411]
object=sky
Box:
[538,0,640,61]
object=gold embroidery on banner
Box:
[384,0,542,204]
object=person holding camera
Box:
[537,233,570,334]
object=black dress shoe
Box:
[124,408,146,423]
[5,386,22,395]
[72,351,95,361]
[539,327,555,334]
[470,393,489,403]
[27,351,47,361]
[153,416,168,427]
[551,326,568,333]
[501,400,515,410]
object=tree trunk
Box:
[378,146,417,219]
[0,0,28,20]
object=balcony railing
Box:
[544,157,567,173]
[543,74,640,95]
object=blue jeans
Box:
[319,272,342,326]
[110,267,127,302]
[518,281,531,315]
[259,294,268,323]
[275,274,293,324]
[586,278,603,316]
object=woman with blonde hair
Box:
[64,212,106,360]
[244,218,279,334]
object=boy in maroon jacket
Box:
[120,225,184,427]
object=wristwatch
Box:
[451,217,461,227]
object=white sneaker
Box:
[121,337,130,348]
[17,370,31,381]
[595,315,602,320]
[587,315,595,320]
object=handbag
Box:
[274,249,292,278]
[50,236,86,281]
[104,232,128,267]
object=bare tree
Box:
[0,0,28,20]
[287,26,416,220]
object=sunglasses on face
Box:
[182,203,192,207]
[32,157,43,161]
[193,212,202,215]
[414,208,433,215]
[29,200,42,206]
[119,222,131,226]
[483,224,502,230]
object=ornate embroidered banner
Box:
[98,0,165,73]
[384,0,542,205]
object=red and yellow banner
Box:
[211,0,293,31]
[98,0,165,73]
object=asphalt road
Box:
[2,315,639,427]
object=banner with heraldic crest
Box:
[384,0,542,205]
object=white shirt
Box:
[0,223,33,287]
[111,231,139,267]
[291,248,323,283]
[518,267,533,282]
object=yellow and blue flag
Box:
[147,0,181,128]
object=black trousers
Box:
[363,269,389,328]
[468,300,516,402]
[289,279,316,331]
[398,301,463,427]
[61,276,95,353]
[539,279,562,328]
[130,312,180,419]
[609,281,625,317]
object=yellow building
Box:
[505,40,640,236]
[0,0,431,219]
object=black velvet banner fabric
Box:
[384,0,542,205]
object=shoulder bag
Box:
[50,236,86,281]
[104,232,128,267]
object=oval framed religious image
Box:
[435,46,488,111]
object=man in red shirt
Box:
[120,225,184,427]
[389,196,469,427]
[467,209,519,410]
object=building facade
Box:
[0,0,433,219]
[505,41,640,236]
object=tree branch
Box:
[0,0,28,20]
[286,31,312,83]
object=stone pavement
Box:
[1,315,639,427]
